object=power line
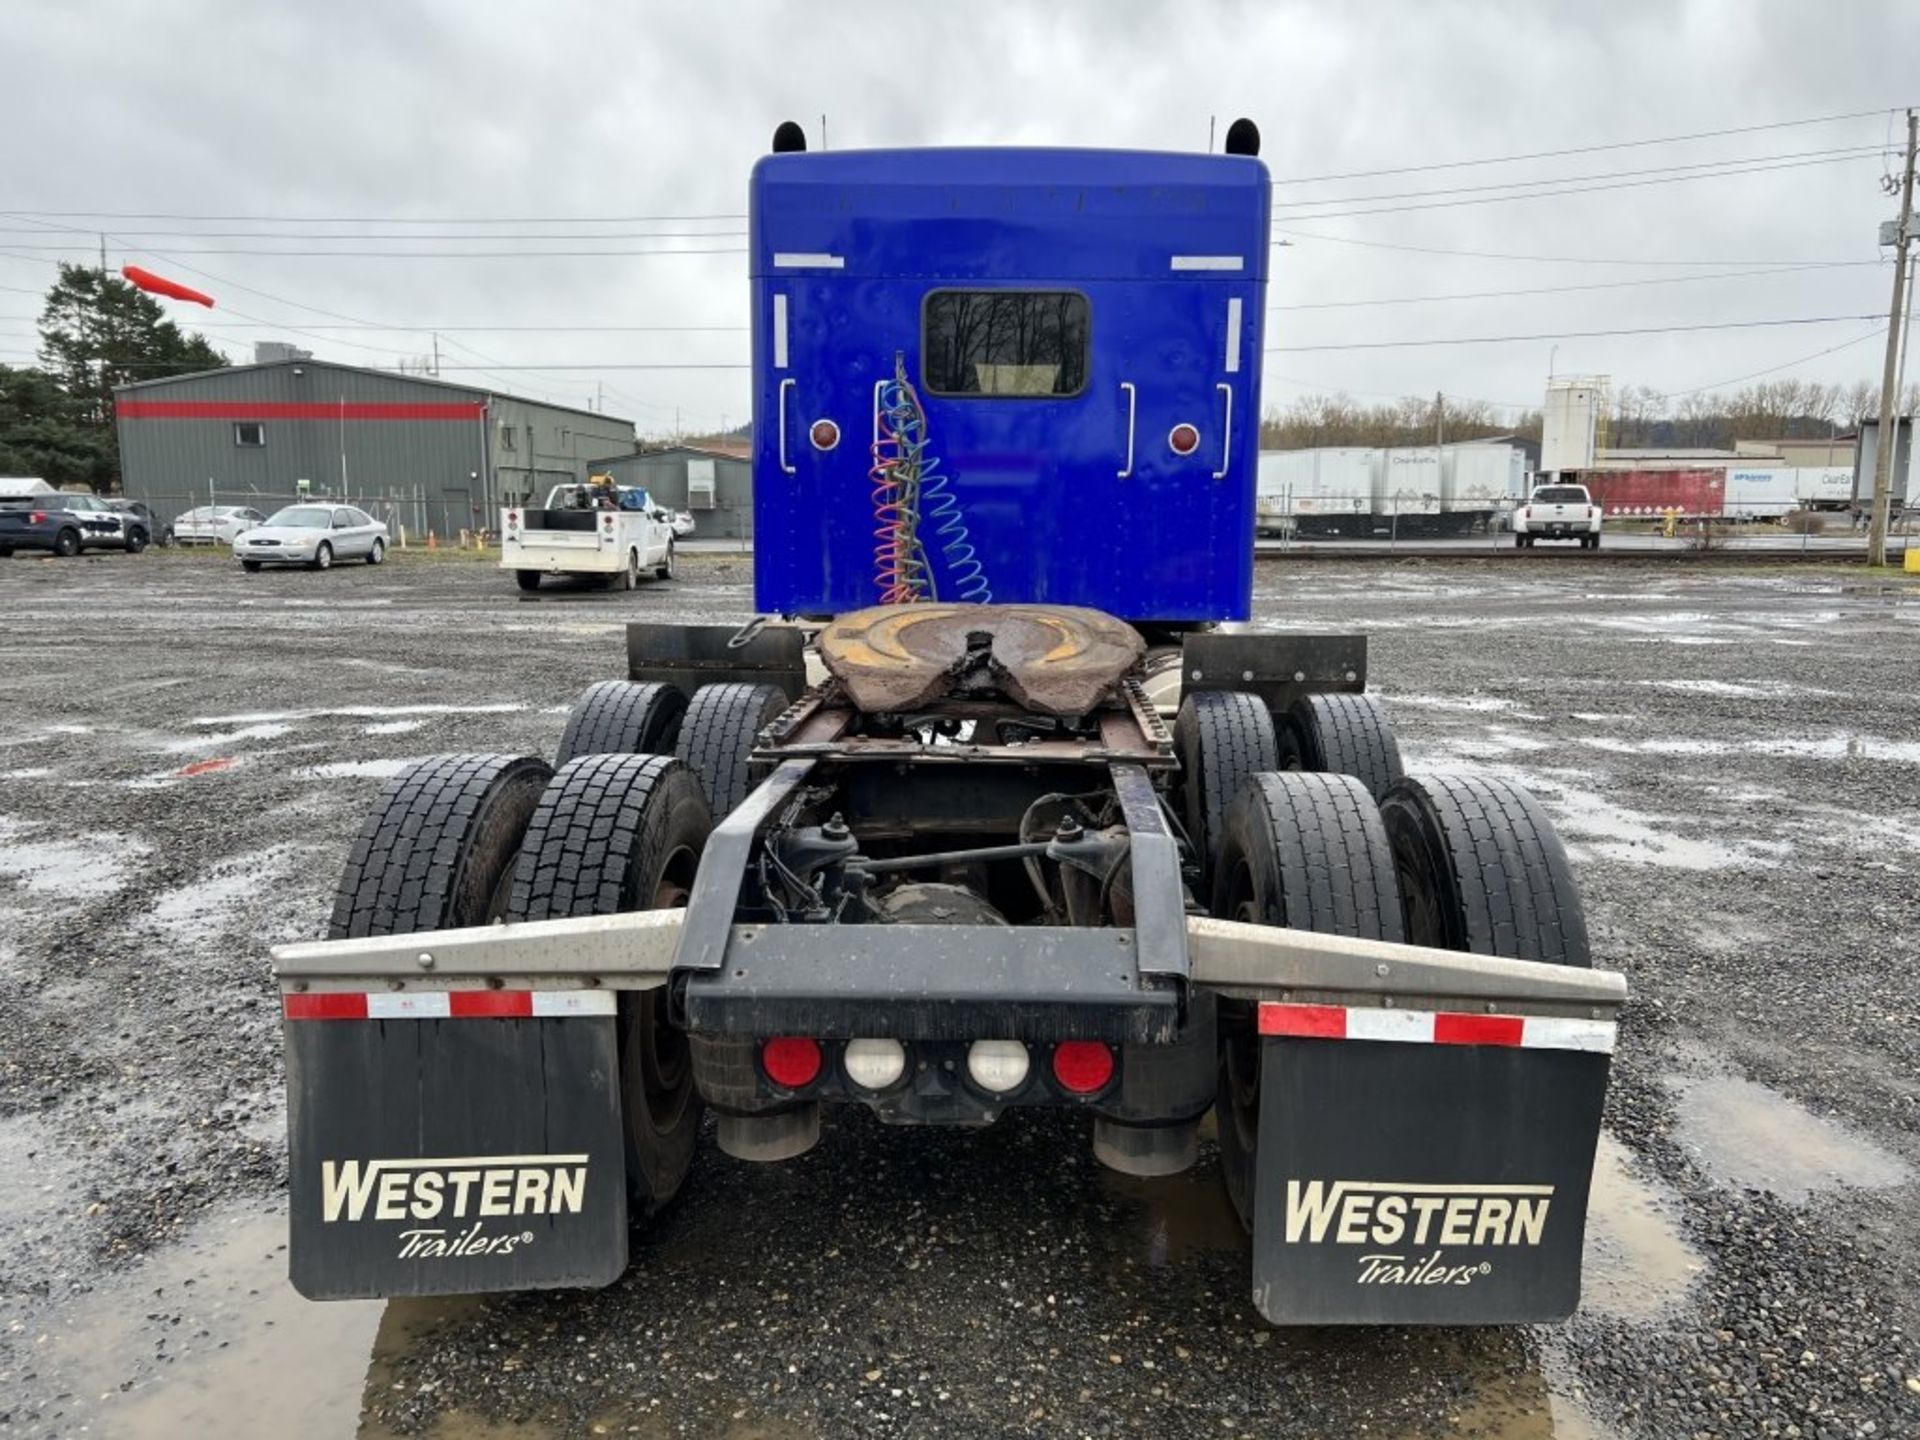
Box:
[0,243,750,258]
[169,320,749,333]
[1267,314,1880,353]
[0,209,749,224]
[1273,145,1883,209]
[1271,226,1867,268]
[1274,261,1883,311]
[1667,324,1889,398]
[0,227,750,241]
[1271,150,1884,222]
[1268,106,1899,184]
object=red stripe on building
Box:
[118,400,485,421]
[1257,1002,1348,1039]
[447,990,535,1019]
[1433,1013,1526,1047]
[282,992,369,1021]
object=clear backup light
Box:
[966,1039,1030,1093]
[843,1037,907,1090]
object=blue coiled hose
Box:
[876,369,991,605]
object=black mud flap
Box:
[1251,1012,1610,1325]
[285,1001,628,1300]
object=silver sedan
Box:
[235,504,389,571]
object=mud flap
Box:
[285,1002,628,1300]
[1251,1012,1610,1325]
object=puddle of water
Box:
[1668,1070,1912,1202]
[147,843,319,943]
[0,766,57,780]
[191,703,524,726]
[1514,778,1774,871]
[1385,694,1520,714]
[303,757,424,780]
[362,718,428,735]
[32,1209,386,1436]
[1576,733,1920,765]
[0,815,147,897]
[1099,1165,1246,1268]
[161,721,296,752]
[1580,1134,1703,1322]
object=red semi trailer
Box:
[1578,469,1726,520]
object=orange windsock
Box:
[121,265,215,308]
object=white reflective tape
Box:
[1522,1016,1617,1053]
[1171,255,1243,271]
[773,252,844,269]
[772,293,789,368]
[366,991,452,1020]
[530,990,618,1018]
[1344,1008,1434,1044]
[1224,297,1243,373]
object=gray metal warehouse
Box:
[587,445,754,540]
[114,359,636,539]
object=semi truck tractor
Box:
[275,121,1623,1328]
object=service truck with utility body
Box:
[276,121,1623,1329]
[502,480,676,592]
[1514,482,1604,549]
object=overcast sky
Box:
[4,1,1916,435]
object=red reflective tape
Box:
[447,990,534,1018]
[1433,1013,1526,1047]
[283,992,369,1020]
[1257,1002,1348,1039]
[118,400,484,421]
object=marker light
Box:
[966,1039,1030,1094]
[761,1036,823,1089]
[810,418,841,451]
[843,1037,907,1090]
[1050,1041,1115,1095]
[1168,423,1200,456]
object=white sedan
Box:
[169,504,269,545]
[235,504,388,571]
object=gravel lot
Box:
[1,548,1916,1439]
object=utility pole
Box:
[431,332,440,377]
[1869,107,1916,567]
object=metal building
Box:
[587,445,754,540]
[114,359,636,539]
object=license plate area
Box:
[1251,1019,1609,1325]
[284,1001,628,1299]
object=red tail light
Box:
[761,1036,823,1089]
[1051,1041,1115,1094]
[30,511,47,524]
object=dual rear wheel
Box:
[326,676,785,1220]
[1174,688,1589,1233]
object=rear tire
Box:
[554,679,687,766]
[1378,772,1590,967]
[508,754,713,1214]
[367,537,385,565]
[1210,771,1403,1231]
[1173,690,1278,879]
[515,569,541,592]
[327,753,553,938]
[1276,693,1404,800]
[53,528,80,558]
[673,681,789,818]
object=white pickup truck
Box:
[501,482,676,592]
[1514,482,1604,550]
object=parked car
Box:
[235,504,389,571]
[104,499,164,548]
[169,505,269,546]
[0,491,138,556]
[662,508,696,538]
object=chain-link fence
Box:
[135,485,497,547]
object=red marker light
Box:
[761,1036,823,1089]
[809,418,840,451]
[1168,423,1200,456]
[1051,1041,1115,1094]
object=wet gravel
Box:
[0,548,1917,1438]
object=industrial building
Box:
[113,358,636,539]
[587,444,754,540]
